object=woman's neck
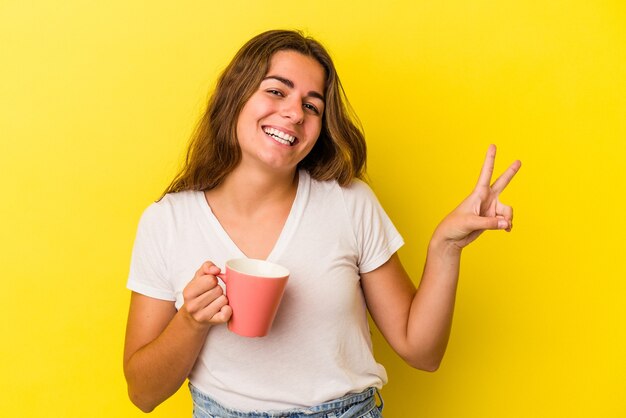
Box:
[206,165,299,216]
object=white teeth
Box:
[273,136,291,146]
[264,127,295,145]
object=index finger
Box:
[476,144,497,188]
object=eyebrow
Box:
[263,75,325,102]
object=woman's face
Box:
[236,50,326,174]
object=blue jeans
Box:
[189,384,384,418]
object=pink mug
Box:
[218,258,289,337]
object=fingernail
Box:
[498,220,508,229]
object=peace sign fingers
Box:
[435,144,521,248]
[476,144,522,194]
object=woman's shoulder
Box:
[157,189,203,205]
[141,190,205,222]
[340,177,378,203]
[305,172,379,212]
[305,170,373,195]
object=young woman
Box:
[123,29,521,418]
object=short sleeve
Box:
[342,180,404,273]
[126,203,176,301]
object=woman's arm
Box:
[362,145,521,371]
[123,262,232,412]
[361,248,457,371]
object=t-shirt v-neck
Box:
[194,170,310,263]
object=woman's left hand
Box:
[433,144,522,251]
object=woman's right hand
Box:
[180,261,232,327]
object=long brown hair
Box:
[162,30,366,197]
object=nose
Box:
[281,98,304,125]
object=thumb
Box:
[468,215,509,231]
[196,261,219,278]
[203,261,223,274]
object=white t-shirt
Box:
[127,170,404,411]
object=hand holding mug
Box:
[181,261,233,328]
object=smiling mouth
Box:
[263,127,296,146]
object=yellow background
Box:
[1,1,625,417]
